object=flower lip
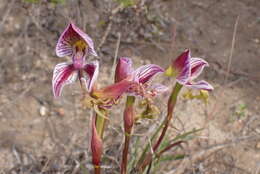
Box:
[52,62,77,98]
[52,60,100,98]
[56,22,98,58]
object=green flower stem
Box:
[152,83,182,151]
[137,83,182,172]
[121,96,135,174]
[96,107,107,138]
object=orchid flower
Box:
[115,57,168,98]
[165,49,214,91]
[52,23,99,97]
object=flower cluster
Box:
[52,22,214,174]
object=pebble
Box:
[256,142,260,149]
[39,106,48,116]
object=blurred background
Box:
[0,0,259,173]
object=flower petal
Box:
[172,49,191,84]
[185,80,214,91]
[55,24,78,57]
[93,79,134,99]
[82,60,99,92]
[70,23,98,57]
[190,58,209,80]
[52,62,77,97]
[115,57,133,83]
[55,23,97,57]
[134,64,164,84]
[150,83,168,95]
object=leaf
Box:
[158,154,185,162]
[172,128,204,142]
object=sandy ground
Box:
[0,0,260,173]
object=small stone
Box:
[39,106,48,116]
[253,38,259,44]
[256,142,260,149]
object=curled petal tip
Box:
[190,58,209,80]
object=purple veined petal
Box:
[115,57,134,83]
[55,23,98,58]
[190,58,209,80]
[56,23,79,57]
[82,60,99,92]
[185,80,214,91]
[173,49,191,84]
[150,83,169,95]
[52,62,78,97]
[70,23,98,57]
[133,64,164,84]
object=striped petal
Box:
[185,80,214,91]
[52,62,77,97]
[190,58,209,80]
[134,64,164,84]
[56,23,97,58]
[150,83,168,95]
[115,57,133,83]
[82,61,99,92]
[173,49,191,84]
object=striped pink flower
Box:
[167,49,213,91]
[52,23,98,97]
[115,57,168,97]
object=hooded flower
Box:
[166,49,213,91]
[114,57,168,98]
[52,23,99,97]
[56,23,97,66]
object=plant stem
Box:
[137,83,182,172]
[153,83,182,151]
[121,96,135,174]
[95,108,107,138]
[94,166,101,174]
[121,134,130,174]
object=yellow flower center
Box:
[165,66,178,77]
[74,40,88,52]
